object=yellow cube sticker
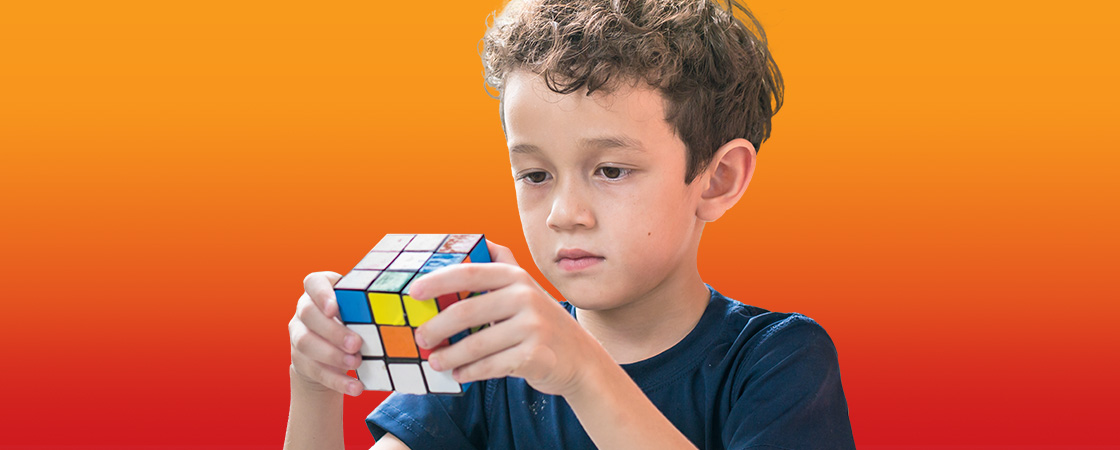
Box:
[403,294,439,327]
[368,292,406,326]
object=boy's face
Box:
[503,71,708,310]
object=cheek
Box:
[632,186,687,231]
[515,191,549,256]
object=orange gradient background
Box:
[1,0,1117,448]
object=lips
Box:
[556,248,604,272]
[556,248,601,260]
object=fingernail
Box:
[414,330,428,349]
[429,356,441,371]
[349,382,363,396]
[344,335,358,352]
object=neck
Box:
[574,267,710,364]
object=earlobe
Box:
[696,139,757,222]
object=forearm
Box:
[283,364,346,450]
[565,357,697,450]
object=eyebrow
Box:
[509,135,645,155]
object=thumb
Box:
[485,239,520,266]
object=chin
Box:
[554,282,625,311]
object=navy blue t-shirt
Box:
[366,285,856,449]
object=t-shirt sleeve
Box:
[365,380,488,449]
[723,314,856,449]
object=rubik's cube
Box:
[333,233,491,395]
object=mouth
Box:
[555,248,604,272]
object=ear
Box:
[696,138,757,222]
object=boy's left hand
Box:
[409,240,608,398]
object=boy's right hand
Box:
[288,271,365,397]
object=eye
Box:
[518,171,550,184]
[596,166,630,180]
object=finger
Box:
[428,319,521,372]
[304,271,343,318]
[408,261,525,301]
[296,292,362,354]
[485,240,519,265]
[296,357,365,397]
[290,316,362,372]
[452,341,556,384]
[415,284,528,347]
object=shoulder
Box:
[746,310,837,355]
[706,289,841,388]
[710,290,856,448]
[708,289,835,351]
[711,287,834,346]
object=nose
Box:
[546,179,596,231]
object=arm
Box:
[284,365,345,450]
[411,242,696,449]
[371,432,411,449]
[283,271,371,450]
[564,353,697,450]
[283,377,413,450]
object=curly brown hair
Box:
[480,0,784,184]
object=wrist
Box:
[289,364,338,396]
[561,347,622,402]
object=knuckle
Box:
[303,272,319,288]
[295,299,312,320]
[514,283,535,301]
[462,264,482,278]
[508,354,525,375]
[289,321,305,345]
[519,346,541,371]
[463,335,485,355]
[293,331,312,351]
[447,297,474,317]
[522,315,543,331]
[288,319,303,342]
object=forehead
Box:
[502,71,679,157]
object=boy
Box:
[285,0,855,448]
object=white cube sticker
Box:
[356,360,392,391]
[388,363,427,394]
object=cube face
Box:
[332,233,490,395]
